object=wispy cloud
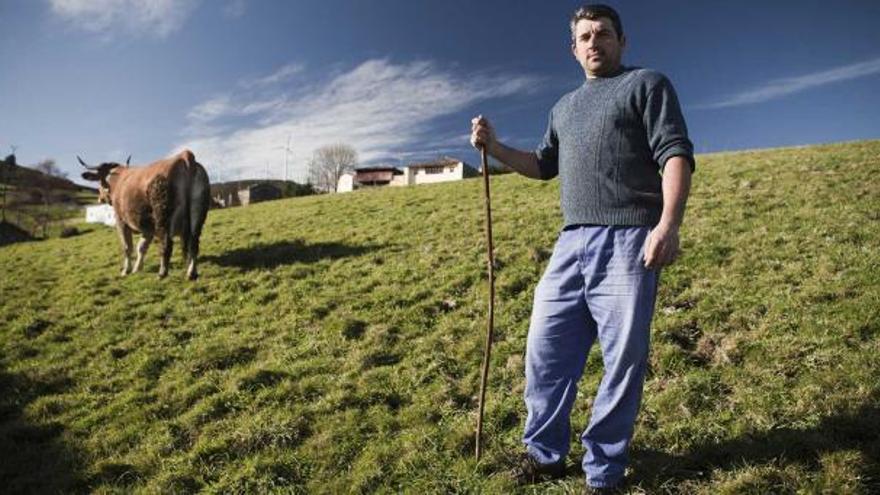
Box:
[187,95,232,123]
[697,56,880,110]
[240,63,305,89]
[48,0,201,38]
[222,0,246,19]
[175,59,544,182]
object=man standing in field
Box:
[470,4,694,492]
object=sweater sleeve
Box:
[535,108,560,180]
[642,75,695,172]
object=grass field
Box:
[1,140,879,494]
[1,187,97,239]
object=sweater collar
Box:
[583,65,628,85]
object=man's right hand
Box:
[469,115,545,180]
[471,115,497,152]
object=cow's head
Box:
[79,155,130,204]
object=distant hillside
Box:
[0,155,95,193]
[1,140,878,493]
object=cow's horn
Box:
[125,155,131,165]
[77,155,97,170]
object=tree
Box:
[307,144,357,193]
[283,181,316,198]
[33,159,67,180]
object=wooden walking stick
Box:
[475,145,495,461]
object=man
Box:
[470,4,694,492]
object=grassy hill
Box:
[1,140,878,494]
[0,156,96,193]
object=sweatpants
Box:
[523,224,659,488]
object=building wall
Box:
[403,167,415,186]
[412,162,464,185]
[390,173,409,187]
[85,204,116,226]
[336,163,469,190]
[337,173,354,193]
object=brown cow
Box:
[80,149,210,280]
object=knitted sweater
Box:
[535,66,694,227]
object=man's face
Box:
[571,17,625,78]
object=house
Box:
[336,158,479,192]
[356,167,407,187]
[406,157,479,185]
[337,166,407,193]
[85,204,116,226]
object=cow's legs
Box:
[133,232,153,273]
[158,234,172,278]
[165,204,189,279]
[117,225,134,276]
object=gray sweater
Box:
[536,66,694,227]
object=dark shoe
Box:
[512,453,566,485]
[584,478,626,494]
[584,485,622,495]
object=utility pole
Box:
[284,134,291,182]
[275,134,293,182]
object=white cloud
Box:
[48,0,201,38]
[222,0,246,19]
[187,95,232,123]
[698,56,880,110]
[175,59,543,182]
[240,63,305,89]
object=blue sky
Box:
[1,0,878,184]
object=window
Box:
[425,166,444,174]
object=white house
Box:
[406,157,479,185]
[85,204,116,227]
[337,167,406,192]
[336,158,478,192]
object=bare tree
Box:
[308,144,357,193]
[34,159,68,180]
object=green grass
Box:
[1,140,879,494]
[2,187,97,238]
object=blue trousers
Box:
[523,225,658,488]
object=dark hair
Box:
[570,4,624,42]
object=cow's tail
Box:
[183,150,210,279]
[190,163,210,241]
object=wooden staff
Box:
[475,145,495,461]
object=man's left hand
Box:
[643,222,680,269]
